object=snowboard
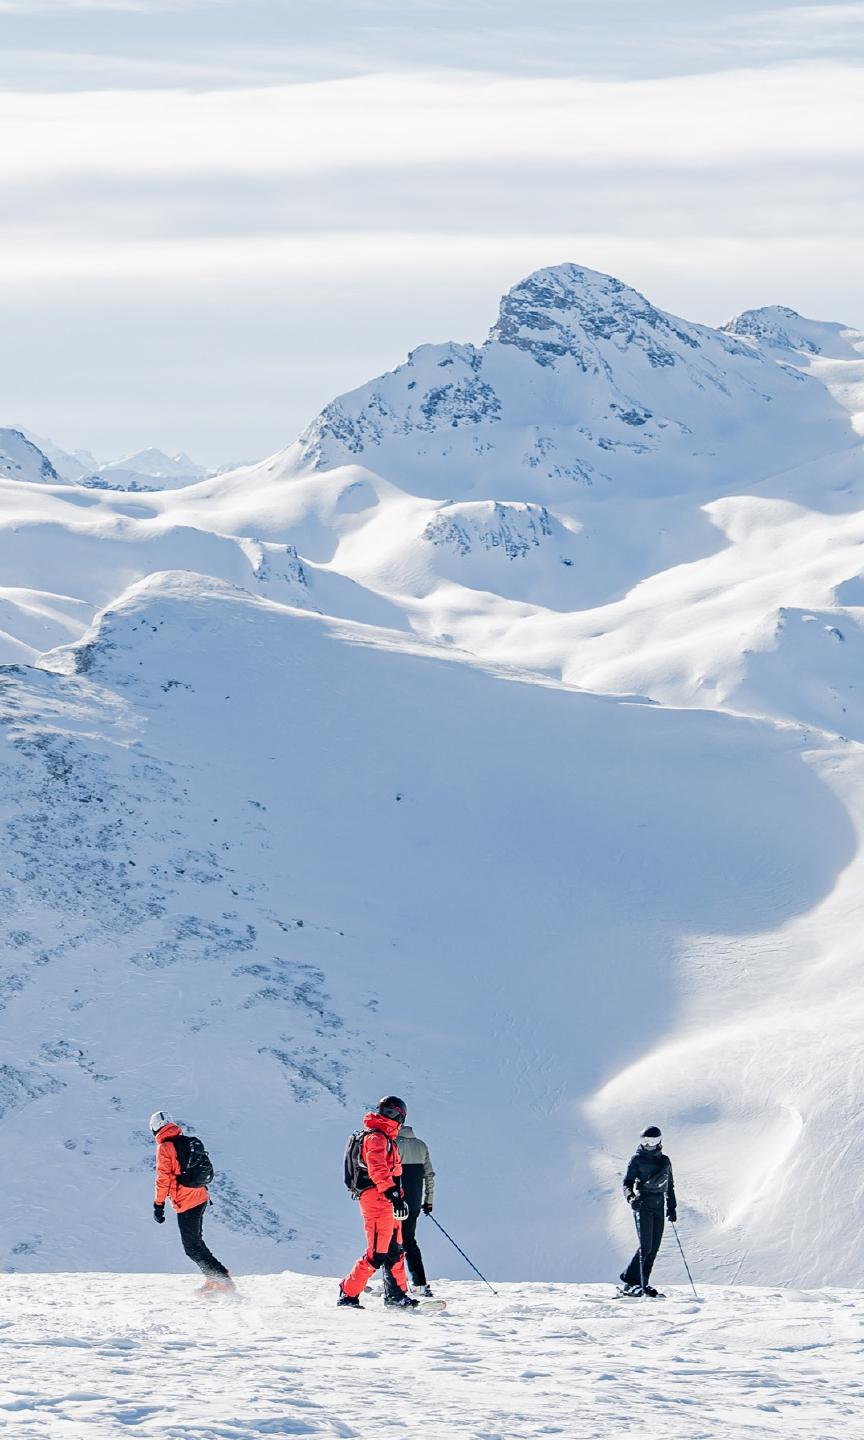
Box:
[386,1297,447,1315]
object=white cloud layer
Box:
[3,65,862,180]
[0,231,861,296]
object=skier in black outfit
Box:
[395,1124,436,1295]
[619,1125,676,1296]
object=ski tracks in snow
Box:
[0,1275,862,1439]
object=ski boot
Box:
[337,1286,363,1308]
[199,1275,237,1297]
[413,1284,435,1297]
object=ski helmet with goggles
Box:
[149,1110,173,1135]
[376,1095,407,1124]
[639,1126,662,1150]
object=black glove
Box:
[384,1186,409,1220]
[422,1203,433,1215]
[627,1193,641,1211]
[153,1203,165,1224]
[667,1208,677,1223]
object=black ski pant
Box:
[622,1206,664,1287]
[176,1201,230,1280]
[401,1210,427,1288]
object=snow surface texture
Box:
[2,1275,862,1439]
[2,263,864,1288]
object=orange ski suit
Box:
[340,1112,409,1299]
[154,1122,209,1213]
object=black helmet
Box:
[639,1125,662,1151]
[376,1095,407,1124]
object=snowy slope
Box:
[8,572,840,1281]
[1,264,864,1288]
[3,1275,862,1440]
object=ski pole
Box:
[635,1207,645,1293]
[671,1221,699,1299]
[427,1214,498,1295]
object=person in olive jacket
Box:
[396,1122,436,1295]
[619,1125,677,1296]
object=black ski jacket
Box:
[395,1126,435,1214]
[623,1149,676,1215]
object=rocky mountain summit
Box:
[292,264,858,500]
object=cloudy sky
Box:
[1,0,862,466]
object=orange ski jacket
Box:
[154,1122,209,1213]
[360,1112,403,1194]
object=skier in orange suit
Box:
[338,1096,418,1310]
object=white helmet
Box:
[149,1110,173,1135]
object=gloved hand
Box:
[153,1202,165,1224]
[667,1208,677,1223]
[627,1193,641,1211]
[422,1203,433,1215]
[384,1186,409,1220]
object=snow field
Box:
[1,1275,862,1439]
[4,574,851,1284]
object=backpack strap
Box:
[359,1128,394,1175]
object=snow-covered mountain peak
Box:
[723,305,864,362]
[0,428,64,485]
[289,262,856,498]
[489,262,704,371]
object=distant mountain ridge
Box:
[13,432,214,491]
[96,448,210,487]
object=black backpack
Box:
[170,1133,215,1188]
[344,1128,394,1195]
[344,1130,371,1195]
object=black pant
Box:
[176,1201,230,1280]
[401,1210,427,1287]
[622,1207,664,1287]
